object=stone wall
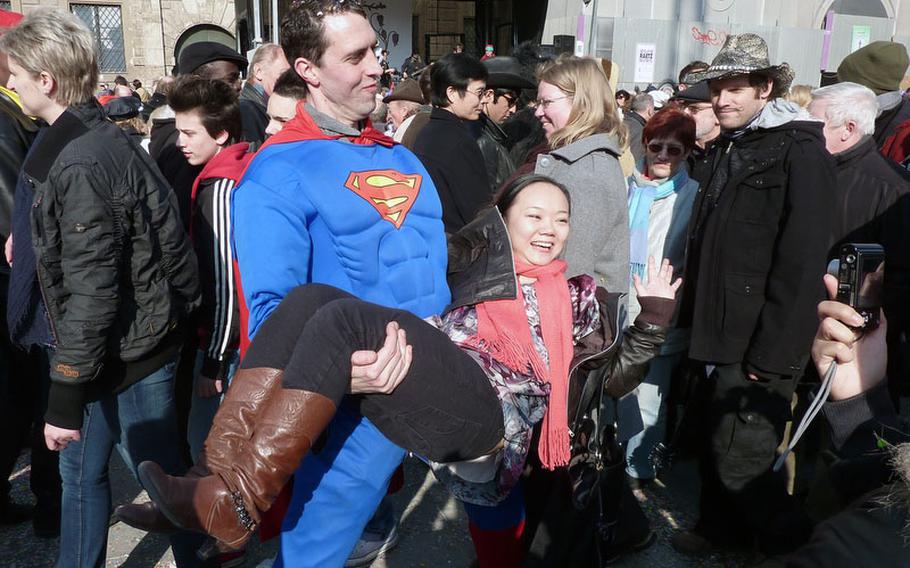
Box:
[6,0,235,88]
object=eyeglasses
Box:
[465,87,486,99]
[646,142,685,157]
[534,95,571,109]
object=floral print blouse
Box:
[426,274,601,505]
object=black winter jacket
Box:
[0,91,37,259]
[413,108,492,234]
[829,137,910,340]
[682,118,836,376]
[761,383,910,567]
[476,113,516,193]
[239,82,268,150]
[24,102,200,428]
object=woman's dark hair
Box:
[280,0,367,64]
[273,68,309,100]
[169,75,241,143]
[494,174,572,217]
[430,53,488,108]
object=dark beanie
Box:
[837,41,909,95]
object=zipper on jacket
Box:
[568,293,627,428]
[32,190,60,345]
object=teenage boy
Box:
[170,75,252,460]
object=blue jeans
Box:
[624,351,684,480]
[187,349,240,461]
[56,356,207,568]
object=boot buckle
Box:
[230,491,256,532]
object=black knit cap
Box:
[176,41,248,76]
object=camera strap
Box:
[773,361,838,472]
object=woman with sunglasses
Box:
[624,107,700,486]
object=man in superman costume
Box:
[115,2,448,565]
[221,3,448,567]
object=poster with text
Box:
[635,43,656,84]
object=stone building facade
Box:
[4,0,236,87]
[543,0,910,89]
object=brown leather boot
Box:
[137,388,337,550]
[114,367,285,533]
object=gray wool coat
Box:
[535,133,630,295]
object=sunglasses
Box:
[646,142,685,157]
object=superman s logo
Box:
[344,169,422,229]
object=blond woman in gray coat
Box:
[533,56,630,294]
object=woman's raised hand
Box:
[632,257,682,300]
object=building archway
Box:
[174,24,236,64]
[815,0,892,27]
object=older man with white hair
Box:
[809,81,910,403]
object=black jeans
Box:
[0,270,61,511]
[695,363,796,548]
[242,284,504,464]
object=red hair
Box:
[642,107,696,150]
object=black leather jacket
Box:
[0,90,38,265]
[23,102,199,426]
[476,113,516,192]
[447,208,673,426]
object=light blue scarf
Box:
[628,169,689,281]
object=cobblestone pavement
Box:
[1,452,752,567]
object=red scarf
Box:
[258,101,395,153]
[467,259,574,470]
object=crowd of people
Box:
[1,1,910,567]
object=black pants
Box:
[696,363,796,549]
[522,429,650,567]
[242,284,504,464]
[0,334,61,511]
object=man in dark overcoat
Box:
[672,33,837,556]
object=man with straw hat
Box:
[673,33,836,556]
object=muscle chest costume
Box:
[231,103,450,567]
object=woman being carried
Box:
[117,174,680,558]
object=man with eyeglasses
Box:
[477,56,536,192]
[413,52,491,233]
[671,81,720,183]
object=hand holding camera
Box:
[812,273,887,401]
[776,244,888,470]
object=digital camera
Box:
[833,243,885,331]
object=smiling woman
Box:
[116,172,679,568]
[528,55,630,297]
